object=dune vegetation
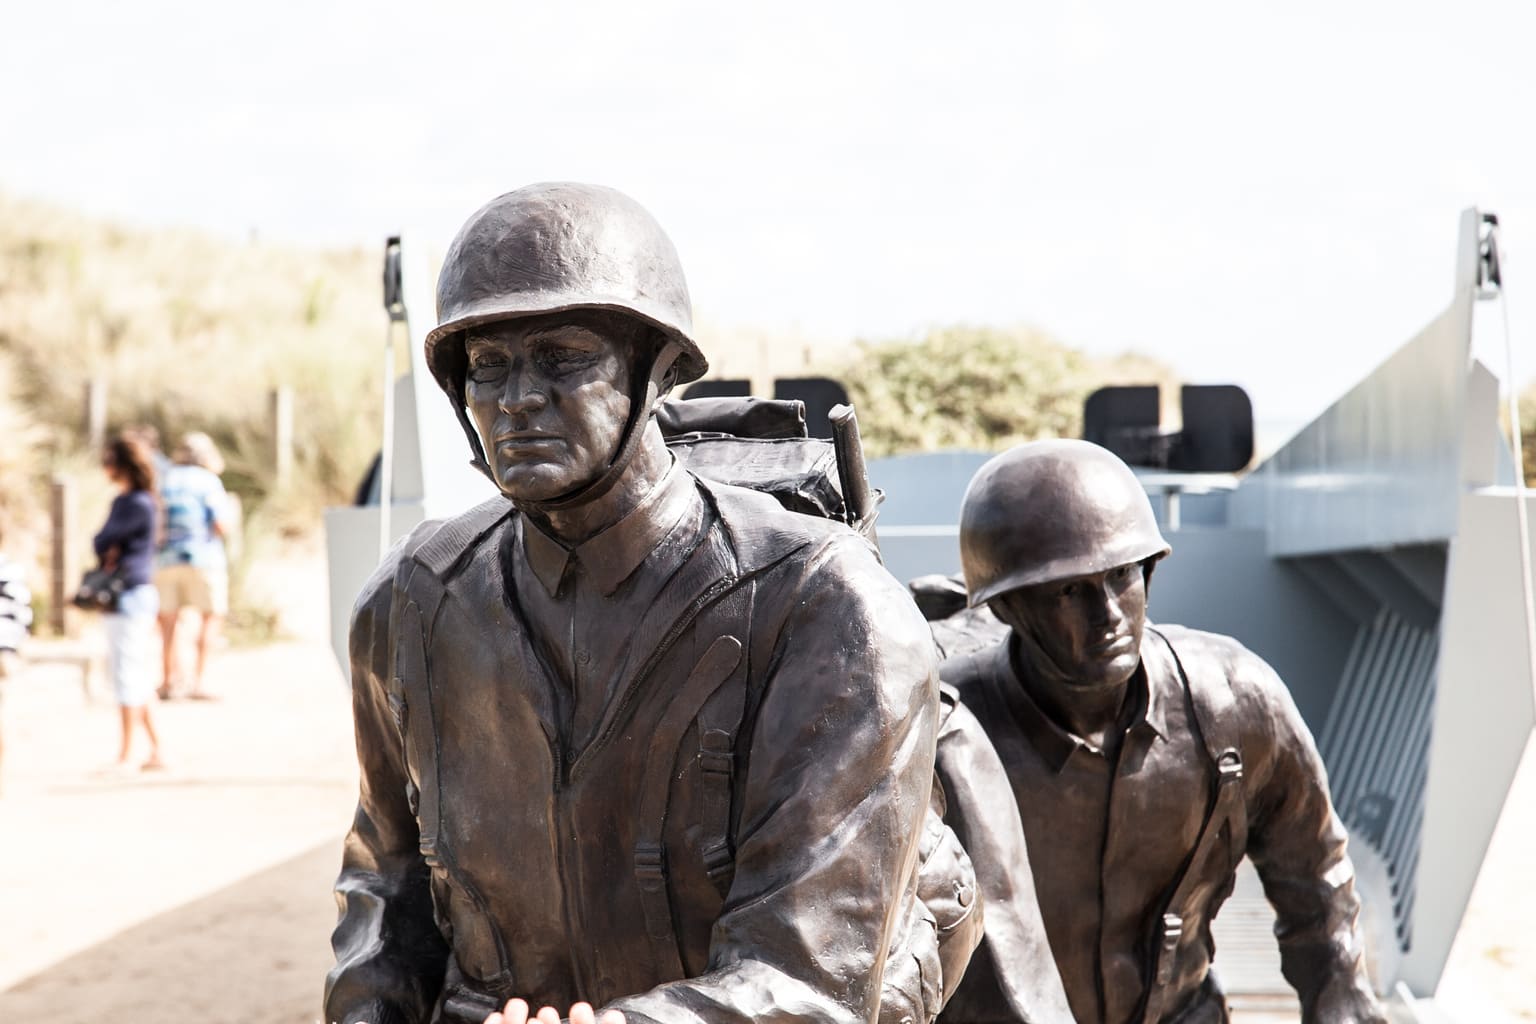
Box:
[0,194,384,633]
[832,325,1182,459]
[16,191,1523,634]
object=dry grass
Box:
[0,193,381,514]
[0,193,385,630]
[0,192,1202,631]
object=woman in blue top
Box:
[94,435,163,769]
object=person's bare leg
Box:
[158,611,181,698]
[117,705,133,764]
[190,611,220,698]
[139,705,163,769]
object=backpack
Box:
[657,395,864,527]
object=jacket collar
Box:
[521,458,697,597]
[989,628,1171,774]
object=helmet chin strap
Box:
[449,340,683,516]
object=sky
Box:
[3,0,1534,433]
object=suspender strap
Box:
[633,632,745,979]
[394,566,448,865]
[697,729,736,886]
[695,583,755,894]
[1141,629,1247,1024]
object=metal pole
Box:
[379,237,408,560]
[1484,217,1536,713]
[379,326,395,559]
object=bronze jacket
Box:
[937,625,1385,1024]
[326,476,959,1024]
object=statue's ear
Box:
[659,363,680,399]
[987,593,1021,632]
[650,351,682,412]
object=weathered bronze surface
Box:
[327,184,976,1024]
[936,439,1386,1024]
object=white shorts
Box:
[107,584,160,707]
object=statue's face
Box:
[464,317,637,502]
[993,562,1147,692]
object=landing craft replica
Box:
[326,208,1535,1022]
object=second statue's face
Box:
[994,562,1148,692]
[464,316,636,503]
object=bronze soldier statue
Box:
[935,440,1387,1024]
[327,183,978,1024]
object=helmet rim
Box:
[959,439,1171,608]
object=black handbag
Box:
[72,566,127,612]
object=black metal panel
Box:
[773,377,850,439]
[1083,384,1253,472]
[1171,385,1254,473]
[681,378,752,401]
[1083,386,1165,466]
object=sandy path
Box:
[0,605,359,1019]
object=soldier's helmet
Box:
[959,439,1171,608]
[424,182,709,401]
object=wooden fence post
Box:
[49,476,75,637]
[83,377,108,451]
[269,387,294,489]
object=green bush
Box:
[831,324,1177,457]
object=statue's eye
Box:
[533,345,598,376]
[468,355,508,383]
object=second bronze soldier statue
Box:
[936,440,1386,1024]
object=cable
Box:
[1489,226,1536,711]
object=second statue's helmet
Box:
[423,183,709,502]
[959,439,1171,608]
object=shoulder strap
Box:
[632,601,748,979]
[414,497,513,577]
[1141,628,1247,1024]
[383,500,511,831]
[390,517,535,994]
[1163,629,1249,863]
[693,581,756,894]
[389,557,449,868]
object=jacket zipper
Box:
[569,574,739,781]
[545,721,589,994]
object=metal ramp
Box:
[1211,861,1299,1022]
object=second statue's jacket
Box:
[936,626,1385,1024]
[327,474,962,1024]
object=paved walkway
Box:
[0,623,358,1022]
